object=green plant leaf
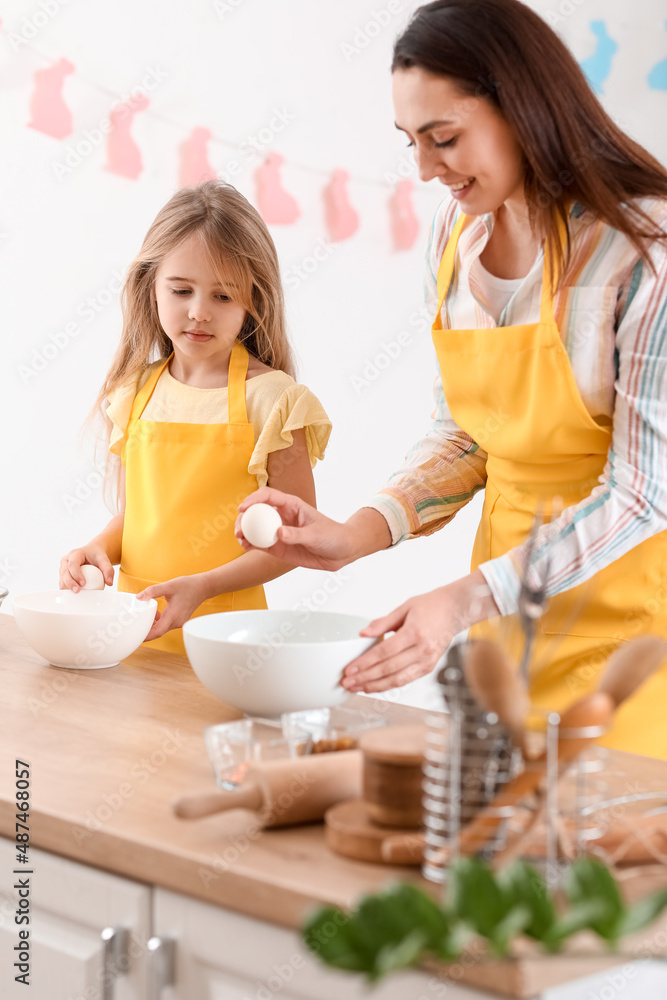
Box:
[302,858,667,982]
[562,858,626,943]
[374,930,430,980]
[545,899,612,950]
[355,885,445,952]
[617,890,667,938]
[446,857,514,939]
[498,861,558,943]
[488,904,532,957]
[302,884,463,982]
[302,906,372,973]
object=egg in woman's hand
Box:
[241,503,283,549]
[80,564,105,590]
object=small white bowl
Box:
[13,591,158,669]
[183,609,377,717]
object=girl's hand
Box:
[236,487,358,571]
[137,575,209,641]
[341,575,499,694]
[59,546,115,592]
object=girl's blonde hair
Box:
[93,182,296,507]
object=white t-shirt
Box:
[471,257,524,322]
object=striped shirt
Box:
[367,196,667,617]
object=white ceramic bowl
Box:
[183,610,376,717]
[13,591,158,669]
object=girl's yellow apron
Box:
[117,340,267,654]
[432,214,667,757]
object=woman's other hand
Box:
[341,572,499,693]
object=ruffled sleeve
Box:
[107,363,161,458]
[249,383,332,487]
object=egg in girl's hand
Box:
[80,564,105,590]
[241,503,283,549]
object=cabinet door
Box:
[0,838,150,1000]
[152,887,463,1000]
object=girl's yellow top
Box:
[107,344,331,654]
[108,359,331,486]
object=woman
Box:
[239,0,667,757]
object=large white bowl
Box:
[183,610,376,716]
[13,591,158,669]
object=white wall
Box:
[2,0,666,704]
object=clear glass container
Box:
[204,718,311,789]
[280,702,387,752]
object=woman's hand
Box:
[136,575,210,641]
[59,546,115,592]
[341,573,499,693]
[236,488,392,571]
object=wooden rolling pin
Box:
[172,749,362,828]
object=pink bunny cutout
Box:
[178,127,217,187]
[254,153,300,225]
[388,180,419,251]
[106,95,149,180]
[323,169,359,241]
[28,58,75,139]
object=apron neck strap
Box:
[128,356,171,424]
[127,341,250,426]
[433,214,471,331]
[227,340,249,423]
[433,211,567,330]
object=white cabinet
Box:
[0,835,441,1000]
[151,887,444,1000]
[4,838,667,1000]
[0,838,151,1000]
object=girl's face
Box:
[154,234,247,364]
[392,67,526,215]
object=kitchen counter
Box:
[0,614,431,925]
[2,613,667,999]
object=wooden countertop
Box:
[3,614,667,999]
[0,614,431,926]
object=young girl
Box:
[59,181,331,652]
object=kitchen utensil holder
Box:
[422,642,608,887]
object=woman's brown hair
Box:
[392,0,667,288]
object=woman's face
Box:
[392,67,526,215]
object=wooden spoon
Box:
[456,690,615,856]
[598,635,667,708]
[464,639,531,754]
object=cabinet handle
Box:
[147,936,176,999]
[100,926,130,1000]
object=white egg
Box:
[241,503,283,549]
[80,564,105,590]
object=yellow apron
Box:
[118,340,267,653]
[432,214,667,757]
